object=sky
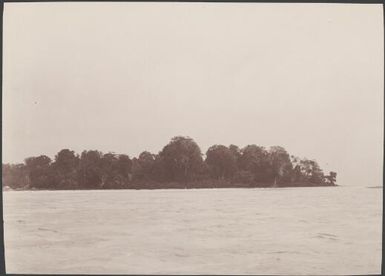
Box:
[3,3,383,186]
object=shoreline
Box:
[3,183,337,192]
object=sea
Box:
[3,185,382,274]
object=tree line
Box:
[2,136,337,190]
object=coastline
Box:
[3,182,337,192]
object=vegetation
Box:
[2,136,337,190]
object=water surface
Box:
[3,186,382,274]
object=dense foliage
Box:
[2,136,337,190]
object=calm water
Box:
[3,186,382,274]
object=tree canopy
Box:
[2,136,337,190]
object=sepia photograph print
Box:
[2,2,383,275]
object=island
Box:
[2,136,337,190]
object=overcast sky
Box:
[3,3,383,186]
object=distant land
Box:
[2,136,336,191]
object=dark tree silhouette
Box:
[24,155,53,189]
[52,149,79,189]
[132,151,156,181]
[268,146,293,186]
[79,150,103,189]
[2,136,336,190]
[159,136,204,183]
[100,153,132,189]
[324,171,337,185]
[238,145,271,186]
[206,145,237,180]
[2,164,29,189]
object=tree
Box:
[290,155,302,183]
[238,145,271,185]
[2,163,29,189]
[132,151,156,181]
[268,146,293,186]
[299,159,324,185]
[100,153,118,188]
[52,149,79,189]
[308,160,324,184]
[324,171,337,185]
[24,155,53,189]
[54,149,79,172]
[229,144,242,169]
[151,154,166,182]
[117,154,132,181]
[159,136,204,182]
[205,145,236,180]
[99,153,132,189]
[79,150,103,189]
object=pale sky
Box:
[3,3,383,186]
